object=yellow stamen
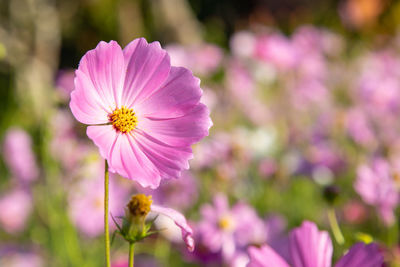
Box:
[218,215,234,230]
[127,194,152,217]
[108,106,137,133]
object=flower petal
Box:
[334,243,383,267]
[137,103,212,147]
[134,66,212,147]
[135,66,202,118]
[247,245,290,267]
[151,204,194,252]
[72,41,125,123]
[116,134,161,188]
[132,129,193,180]
[122,38,171,107]
[289,221,333,267]
[87,126,162,188]
[70,68,110,124]
[86,125,118,162]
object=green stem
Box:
[105,160,111,267]
[129,243,134,267]
[327,208,345,245]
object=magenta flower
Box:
[355,158,399,226]
[248,221,383,267]
[3,128,39,183]
[69,38,212,188]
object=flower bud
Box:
[122,194,153,240]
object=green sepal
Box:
[110,213,160,244]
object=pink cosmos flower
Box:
[69,38,212,188]
[3,128,39,183]
[0,188,32,233]
[196,194,266,260]
[355,158,399,226]
[68,167,128,237]
[248,221,383,267]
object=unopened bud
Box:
[127,194,152,218]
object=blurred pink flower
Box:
[0,189,32,233]
[345,108,376,148]
[197,194,266,260]
[68,161,128,237]
[3,128,39,183]
[342,201,367,224]
[166,43,223,76]
[255,33,297,71]
[230,31,256,58]
[191,44,223,76]
[192,132,232,169]
[248,221,383,267]
[55,69,75,101]
[258,158,277,178]
[290,78,330,110]
[0,248,43,267]
[291,26,344,59]
[226,60,269,124]
[357,51,400,115]
[292,26,326,55]
[69,39,212,188]
[355,158,399,226]
[50,110,89,171]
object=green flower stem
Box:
[129,243,135,267]
[328,208,345,245]
[105,160,111,267]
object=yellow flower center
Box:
[218,215,234,230]
[108,106,137,133]
[127,194,152,217]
